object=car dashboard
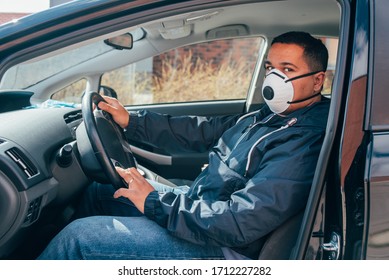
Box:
[0,107,89,258]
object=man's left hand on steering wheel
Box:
[80,92,137,189]
[96,95,130,129]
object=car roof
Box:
[0,0,340,43]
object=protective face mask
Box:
[262,68,322,114]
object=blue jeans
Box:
[37,181,225,260]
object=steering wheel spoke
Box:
[77,91,137,189]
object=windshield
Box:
[0,41,112,90]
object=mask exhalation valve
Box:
[262,86,274,100]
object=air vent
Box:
[64,111,83,124]
[5,147,38,179]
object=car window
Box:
[52,79,87,104]
[45,36,337,106]
[322,37,338,96]
[0,42,111,91]
[101,37,264,105]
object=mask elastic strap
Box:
[285,70,323,82]
[265,70,286,79]
[287,92,322,104]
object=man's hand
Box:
[97,96,130,128]
[114,167,155,213]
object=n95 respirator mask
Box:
[262,68,322,114]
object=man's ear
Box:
[313,72,326,92]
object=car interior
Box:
[0,0,344,259]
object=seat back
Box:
[258,211,304,260]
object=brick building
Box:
[0,0,69,25]
[153,37,260,78]
[0,12,29,25]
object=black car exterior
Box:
[291,0,389,260]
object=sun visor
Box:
[206,24,249,40]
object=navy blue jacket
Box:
[125,98,330,259]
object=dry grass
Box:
[53,51,333,105]
[151,52,252,104]
[97,52,253,105]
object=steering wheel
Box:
[78,91,136,189]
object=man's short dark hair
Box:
[272,31,329,72]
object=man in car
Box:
[38,31,330,260]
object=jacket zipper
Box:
[244,117,297,177]
[232,113,276,151]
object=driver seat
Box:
[140,163,305,260]
[257,211,304,259]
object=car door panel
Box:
[127,100,247,180]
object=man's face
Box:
[264,43,325,114]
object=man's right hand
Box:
[97,95,130,128]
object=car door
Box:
[291,0,389,260]
[290,0,366,260]
[362,0,389,260]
